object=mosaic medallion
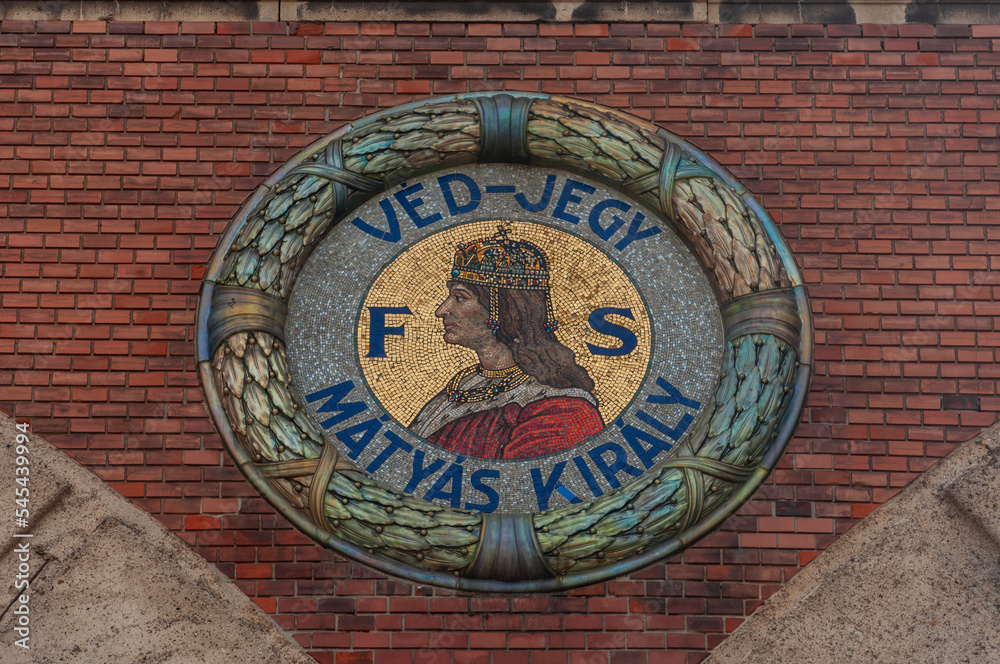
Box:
[197,93,812,592]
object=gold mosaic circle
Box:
[357,219,653,429]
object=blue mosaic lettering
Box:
[588,442,643,489]
[367,306,412,358]
[614,210,661,251]
[586,307,638,357]
[350,198,402,242]
[335,417,382,459]
[394,182,444,228]
[616,417,674,469]
[424,457,464,508]
[531,461,567,511]
[572,455,604,498]
[365,430,413,473]
[464,469,500,513]
[515,174,556,212]
[646,377,702,410]
[636,410,694,442]
[404,450,445,493]
[552,178,596,224]
[437,173,482,216]
[588,198,632,241]
[305,381,367,429]
[556,485,583,504]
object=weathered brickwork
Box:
[1,20,998,664]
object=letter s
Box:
[586,307,638,357]
[464,469,500,513]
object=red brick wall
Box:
[2,19,998,664]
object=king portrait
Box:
[409,225,605,460]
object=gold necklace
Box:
[446,364,529,403]
[477,365,521,379]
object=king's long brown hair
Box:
[461,282,595,393]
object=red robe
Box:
[425,397,604,460]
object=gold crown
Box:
[451,224,550,291]
[449,224,558,335]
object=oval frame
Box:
[196,93,812,593]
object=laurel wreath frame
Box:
[196,93,812,592]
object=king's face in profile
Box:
[435,283,492,351]
[409,225,605,461]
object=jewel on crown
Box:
[450,223,559,335]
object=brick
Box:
[0,19,995,664]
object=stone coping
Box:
[707,419,1000,663]
[0,411,314,664]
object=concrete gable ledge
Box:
[0,411,314,664]
[0,0,997,23]
[707,419,1000,663]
